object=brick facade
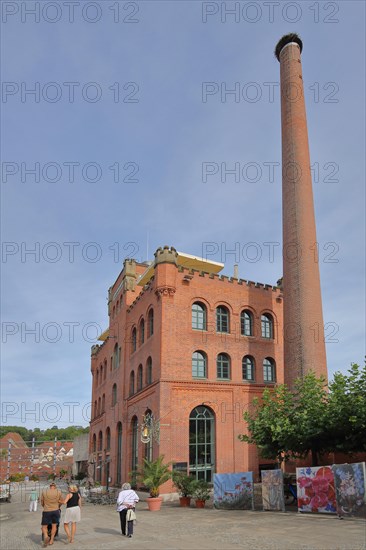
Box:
[89,247,283,490]
[89,35,330,492]
[276,35,327,387]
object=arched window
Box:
[137,365,143,391]
[261,313,274,339]
[112,384,117,407]
[106,427,111,451]
[242,356,255,381]
[139,319,145,346]
[129,371,135,396]
[98,431,103,452]
[263,358,276,382]
[241,310,253,336]
[98,397,101,416]
[96,369,99,386]
[100,365,103,381]
[148,309,154,337]
[192,302,207,330]
[113,343,120,369]
[104,360,107,380]
[131,328,137,353]
[217,353,230,379]
[131,417,138,473]
[192,351,207,378]
[216,306,229,333]
[116,422,122,485]
[189,406,215,481]
[92,434,96,453]
[94,400,97,418]
[146,357,152,385]
[102,394,105,412]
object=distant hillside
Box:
[0,426,89,446]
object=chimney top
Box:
[275,33,303,61]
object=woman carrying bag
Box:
[116,483,139,538]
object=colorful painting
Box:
[213,472,253,510]
[332,462,366,519]
[261,469,285,511]
[296,466,336,514]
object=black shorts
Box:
[41,510,60,525]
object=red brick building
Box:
[89,247,284,490]
[0,433,73,480]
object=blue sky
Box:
[1,0,365,429]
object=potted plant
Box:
[193,480,211,508]
[137,455,172,511]
[172,471,197,507]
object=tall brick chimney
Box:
[275,34,327,388]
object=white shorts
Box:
[64,506,81,523]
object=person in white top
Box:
[116,482,139,537]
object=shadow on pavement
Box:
[94,527,121,535]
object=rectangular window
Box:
[192,354,206,378]
[263,364,274,382]
[217,363,229,379]
[243,363,254,381]
[217,316,229,333]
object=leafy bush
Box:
[9,473,26,482]
[193,480,211,501]
[172,471,197,497]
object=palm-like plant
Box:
[138,455,172,498]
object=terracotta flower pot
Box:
[179,496,191,507]
[146,496,163,511]
[195,499,206,508]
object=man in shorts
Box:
[40,482,63,547]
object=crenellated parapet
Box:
[123,259,137,291]
[154,245,178,266]
[153,246,178,297]
[177,265,281,294]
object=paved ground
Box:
[0,483,365,550]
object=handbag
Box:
[126,509,136,521]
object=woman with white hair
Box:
[116,482,139,537]
[63,484,81,544]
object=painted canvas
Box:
[261,469,285,511]
[296,466,336,514]
[214,472,253,510]
[332,462,366,519]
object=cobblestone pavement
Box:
[0,483,365,550]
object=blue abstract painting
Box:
[214,472,253,510]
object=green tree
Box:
[239,384,296,463]
[0,425,89,446]
[327,362,366,453]
[239,363,366,466]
